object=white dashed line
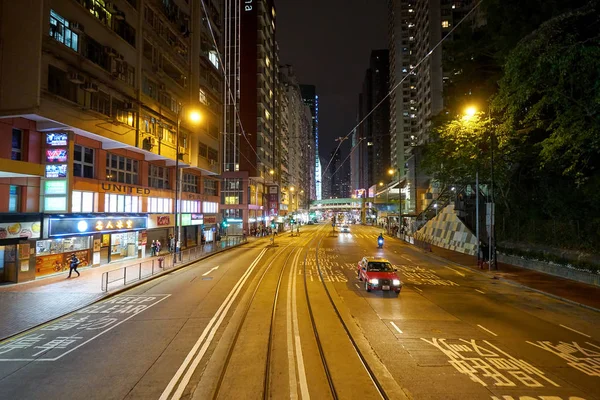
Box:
[475,289,485,294]
[477,324,498,337]
[413,286,422,293]
[401,255,412,262]
[355,283,360,289]
[560,324,591,338]
[443,266,466,277]
[390,321,403,334]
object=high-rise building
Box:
[300,85,319,201]
[357,50,390,190]
[388,0,445,215]
[222,0,278,232]
[0,0,223,283]
[280,66,312,212]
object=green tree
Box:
[493,1,600,186]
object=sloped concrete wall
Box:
[414,204,478,256]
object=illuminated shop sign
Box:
[48,216,147,237]
[46,149,68,163]
[191,214,203,225]
[46,133,68,146]
[46,164,68,178]
[44,180,67,195]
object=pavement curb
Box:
[0,240,252,343]
[398,237,600,313]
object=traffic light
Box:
[290,218,295,225]
[221,219,229,229]
[270,222,276,229]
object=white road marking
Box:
[291,249,310,399]
[394,251,398,253]
[443,266,466,277]
[286,251,299,400]
[201,266,219,276]
[401,255,412,262]
[475,289,485,294]
[390,321,403,334]
[559,324,591,338]
[160,249,268,400]
[477,324,498,337]
[413,286,423,293]
[355,283,360,289]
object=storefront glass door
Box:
[109,232,138,262]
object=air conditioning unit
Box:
[82,82,99,92]
[70,21,84,33]
[68,72,86,84]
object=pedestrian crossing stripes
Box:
[345,233,381,239]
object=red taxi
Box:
[357,256,402,294]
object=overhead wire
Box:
[320,0,484,183]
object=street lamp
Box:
[173,106,202,264]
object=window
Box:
[221,178,242,205]
[104,194,140,212]
[148,164,169,189]
[442,20,450,28]
[11,129,22,161]
[9,186,20,212]
[73,145,95,178]
[204,179,217,196]
[207,147,218,163]
[199,88,208,105]
[148,197,172,213]
[180,200,200,213]
[209,50,219,69]
[49,10,78,52]
[106,153,139,184]
[48,65,78,103]
[203,201,218,213]
[72,191,95,212]
[182,173,199,193]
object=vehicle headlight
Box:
[393,279,401,286]
[369,279,379,285]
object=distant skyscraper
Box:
[300,85,320,200]
[358,50,390,190]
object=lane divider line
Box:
[443,265,466,277]
[390,322,403,334]
[475,289,486,294]
[355,283,360,289]
[413,286,423,293]
[477,324,498,337]
[160,248,268,400]
[201,266,220,276]
[560,324,591,338]
[400,255,412,263]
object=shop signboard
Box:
[44,197,67,212]
[191,214,203,225]
[45,149,68,163]
[44,180,67,195]
[48,216,147,237]
[148,215,173,229]
[0,221,42,239]
[100,183,151,196]
[180,214,192,226]
[46,132,68,146]
[204,216,217,224]
[45,164,68,178]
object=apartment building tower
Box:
[222,0,278,233]
[0,0,224,283]
[300,84,319,201]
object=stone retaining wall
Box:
[499,253,600,287]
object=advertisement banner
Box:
[0,221,42,240]
[204,216,217,224]
[148,215,173,229]
[48,216,147,237]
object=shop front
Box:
[202,215,218,243]
[0,213,42,283]
[180,214,201,249]
[42,214,148,269]
[147,214,173,254]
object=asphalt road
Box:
[0,224,598,400]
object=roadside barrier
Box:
[101,236,246,292]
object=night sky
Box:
[277,0,388,161]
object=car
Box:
[340,225,350,233]
[357,256,402,294]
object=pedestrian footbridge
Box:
[309,198,373,211]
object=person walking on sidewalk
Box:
[67,254,81,278]
[156,240,161,255]
[151,240,157,257]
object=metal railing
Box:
[101,236,246,292]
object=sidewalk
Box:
[0,238,255,341]
[413,240,600,311]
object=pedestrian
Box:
[67,253,81,278]
[156,240,161,254]
[151,240,157,256]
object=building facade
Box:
[300,84,319,201]
[357,50,390,191]
[0,0,223,283]
[222,0,278,233]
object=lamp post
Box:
[173,106,201,265]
